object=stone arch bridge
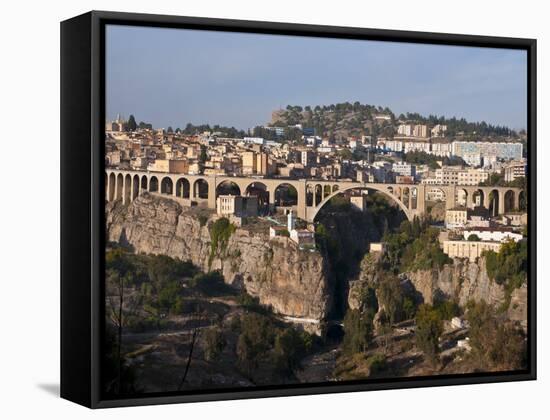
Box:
[105,169,524,222]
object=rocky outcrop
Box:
[405,258,527,327]
[106,194,330,322]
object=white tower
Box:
[287,210,295,232]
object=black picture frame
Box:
[61,10,537,409]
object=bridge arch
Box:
[410,187,418,210]
[488,189,500,216]
[149,176,159,193]
[274,182,298,207]
[161,176,173,195]
[426,186,446,202]
[132,174,140,200]
[108,172,116,201]
[504,189,515,213]
[175,177,190,198]
[116,173,124,200]
[456,188,468,207]
[124,174,132,203]
[472,189,485,208]
[193,178,209,199]
[245,181,269,209]
[216,180,241,196]
[519,190,527,211]
[309,184,412,221]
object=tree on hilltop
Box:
[127,114,137,131]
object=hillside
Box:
[269,102,520,142]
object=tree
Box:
[235,313,276,376]
[467,234,481,241]
[199,144,208,164]
[466,300,526,370]
[273,328,312,376]
[104,249,142,394]
[127,114,137,131]
[415,304,443,365]
[342,309,373,355]
[202,326,226,361]
[377,273,403,325]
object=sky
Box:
[106,24,527,131]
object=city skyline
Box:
[106,24,527,131]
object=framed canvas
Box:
[60,11,536,408]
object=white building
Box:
[462,228,523,243]
[216,195,258,217]
[243,137,266,145]
[451,141,523,161]
[350,194,368,211]
[397,124,412,136]
[413,124,429,138]
[431,124,448,138]
[392,162,416,177]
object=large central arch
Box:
[308,184,412,221]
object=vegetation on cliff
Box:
[315,193,404,318]
[465,300,526,371]
[104,245,320,393]
[382,218,451,273]
[483,240,527,287]
[483,239,527,310]
[208,217,236,268]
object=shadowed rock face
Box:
[106,193,330,322]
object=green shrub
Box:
[415,304,443,365]
[209,217,236,267]
[202,327,226,361]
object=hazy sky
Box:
[106,24,527,131]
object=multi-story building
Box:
[451,141,523,161]
[397,124,412,136]
[433,167,489,185]
[445,208,469,229]
[442,240,502,262]
[435,167,460,184]
[379,138,404,153]
[256,152,276,176]
[403,139,431,154]
[216,195,258,217]
[457,168,490,185]
[243,137,266,145]
[147,159,189,173]
[241,151,256,175]
[430,139,452,157]
[395,175,415,184]
[413,124,429,138]
[392,162,416,177]
[105,150,121,166]
[503,160,527,182]
[301,150,316,167]
[131,156,148,170]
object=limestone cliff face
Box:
[106,194,330,321]
[406,258,527,327]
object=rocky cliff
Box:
[406,258,527,328]
[106,193,330,323]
